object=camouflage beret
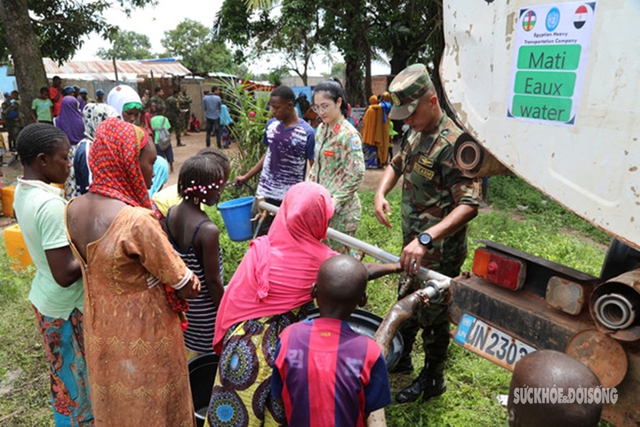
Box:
[388,64,434,120]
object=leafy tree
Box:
[323,62,345,79]
[371,0,444,77]
[215,0,326,86]
[96,30,153,60]
[0,0,152,125]
[161,19,239,75]
[318,0,370,106]
[266,65,290,86]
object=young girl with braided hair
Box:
[13,123,93,425]
[165,149,229,354]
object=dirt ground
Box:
[0,130,389,225]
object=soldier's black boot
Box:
[395,364,446,403]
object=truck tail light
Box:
[472,248,526,290]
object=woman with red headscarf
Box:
[206,182,400,427]
[66,117,200,427]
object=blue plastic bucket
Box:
[218,196,254,241]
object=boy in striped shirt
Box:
[271,255,391,426]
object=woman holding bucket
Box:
[206,182,400,427]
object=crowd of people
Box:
[8,64,604,427]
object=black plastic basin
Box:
[188,353,219,427]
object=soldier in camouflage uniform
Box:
[374,64,480,403]
[4,91,23,154]
[307,78,365,253]
[178,85,192,135]
[165,88,185,146]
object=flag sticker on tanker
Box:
[522,10,536,31]
[574,5,588,29]
[507,1,597,127]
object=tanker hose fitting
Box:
[593,293,636,330]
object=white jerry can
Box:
[441,0,640,250]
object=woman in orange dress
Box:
[66,117,200,427]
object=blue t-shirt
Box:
[256,118,315,201]
[272,318,391,427]
[202,94,221,119]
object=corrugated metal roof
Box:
[43,58,192,81]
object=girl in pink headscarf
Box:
[207,181,399,427]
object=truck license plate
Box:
[454,313,536,371]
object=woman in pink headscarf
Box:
[206,181,399,427]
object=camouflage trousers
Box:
[396,258,464,376]
[168,116,184,142]
[6,121,21,151]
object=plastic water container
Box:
[217,196,254,242]
[1,185,16,218]
[4,224,33,271]
[188,353,219,427]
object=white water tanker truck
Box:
[439,1,640,425]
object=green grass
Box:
[0,246,54,427]
[0,176,613,426]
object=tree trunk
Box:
[0,0,47,127]
[390,50,412,76]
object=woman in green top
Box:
[13,123,93,425]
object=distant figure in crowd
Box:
[202,86,222,148]
[307,78,365,253]
[73,103,120,195]
[95,89,105,103]
[151,103,175,172]
[165,150,229,354]
[49,75,63,117]
[31,87,54,124]
[4,90,23,154]
[14,123,93,425]
[189,113,201,133]
[179,84,193,135]
[149,86,165,111]
[272,255,392,426]
[106,84,143,125]
[66,117,200,427]
[234,85,315,236]
[166,88,186,147]
[508,350,602,427]
[55,87,85,145]
[56,86,85,199]
[361,95,383,168]
[220,102,233,148]
[77,88,88,110]
[141,89,151,107]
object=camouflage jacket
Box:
[308,117,365,234]
[165,96,181,120]
[178,93,192,111]
[390,112,479,266]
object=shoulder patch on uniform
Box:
[350,135,362,151]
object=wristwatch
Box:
[418,232,433,249]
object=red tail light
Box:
[472,248,526,290]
